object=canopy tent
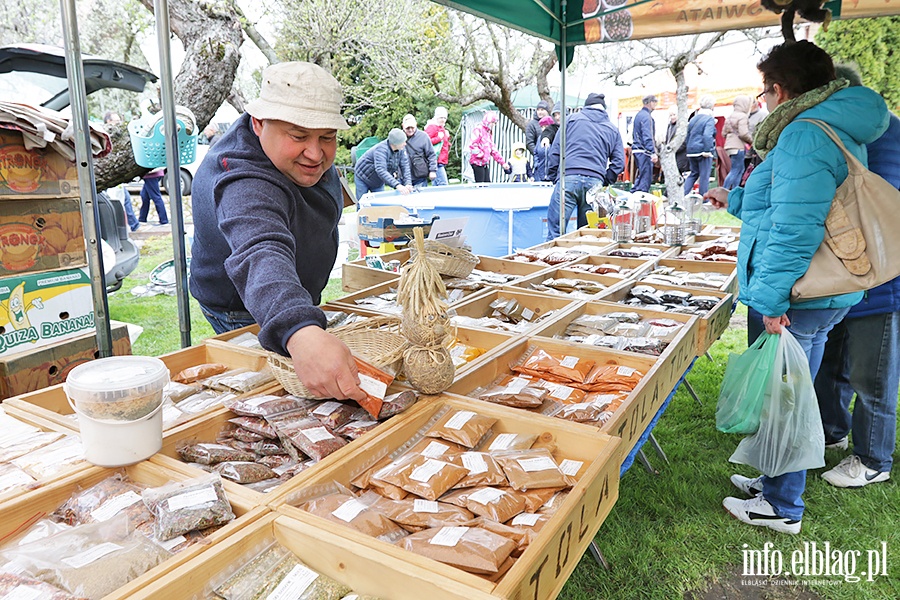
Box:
[432,0,900,234]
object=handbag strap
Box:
[796,118,871,275]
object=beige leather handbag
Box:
[791,119,900,300]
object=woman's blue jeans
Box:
[815,311,900,472]
[752,306,851,521]
[723,150,745,190]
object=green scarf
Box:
[752,79,848,160]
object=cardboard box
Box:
[0,267,94,357]
[0,321,130,399]
[0,198,85,276]
[0,128,79,198]
[357,205,438,244]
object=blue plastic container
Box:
[359,183,577,256]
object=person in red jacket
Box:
[425,106,451,186]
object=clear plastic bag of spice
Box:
[474,375,547,409]
[52,473,152,529]
[378,390,418,420]
[0,462,36,495]
[311,401,357,430]
[493,449,574,491]
[372,453,468,501]
[398,526,516,575]
[175,390,226,414]
[141,472,234,541]
[367,494,476,532]
[177,441,256,465]
[0,572,82,599]
[335,419,380,440]
[464,486,526,522]
[225,394,318,418]
[164,380,202,402]
[511,346,595,385]
[0,513,170,599]
[172,363,228,384]
[0,430,64,463]
[301,489,407,543]
[267,413,347,462]
[447,452,508,488]
[12,435,84,480]
[425,409,496,448]
[214,461,277,484]
[214,368,275,394]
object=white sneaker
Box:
[822,455,890,488]
[723,495,801,534]
[730,474,763,496]
[825,436,849,451]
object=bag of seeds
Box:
[141,473,234,541]
[368,495,475,532]
[52,473,152,529]
[268,415,348,462]
[228,416,278,439]
[225,394,318,418]
[483,432,538,453]
[311,401,358,430]
[448,452,508,488]
[398,526,516,574]
[372,454,468,501]
[425,409,496,448]
[177,442,256,465]
[378,390,418,420]
[493,449,573,491]
[464,487,526,522]
[302,491,407,543]
[214,461,278,484]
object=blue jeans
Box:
[723,150,745,190]
[533,150,547,182]
[434,165,448,186]
[754,306,851,521]
[546,175,603,240]
[683,155,713,195]
[412,178,430,190]
[355,178,384,202]
[632,152,652,192]
[198,302,256,335]
[815,311,900,472]
[123,193,139,231]
[139,176,168,224]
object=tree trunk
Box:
[659,64,690,206]
[93,0,243,190]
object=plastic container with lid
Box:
[64,356,169,467]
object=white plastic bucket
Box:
[67,394,164,467]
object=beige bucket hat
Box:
[245,62,349,131]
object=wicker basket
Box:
[409,240,479,278]
[267,316,407,398]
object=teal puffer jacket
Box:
[726,86,889,317]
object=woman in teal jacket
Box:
[706,41,889,534]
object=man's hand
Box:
[428,172,436,181]
[397,185,413,195]
[286,326,366,401]
[763,314,790,335]
[704,187,730,210]
[651,154,659,164]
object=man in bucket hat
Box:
[190,61,366,402]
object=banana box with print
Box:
[0,266,94,357]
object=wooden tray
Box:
[511,267,633,301]
[268,394,620,600]
[129,511,500,600]
[701,224,741,236]
[596,241,680,259]
[0,459,266,600]
[342,249,407,293]
[327,280,483,315]
[644,258,739,297]
[449,289,582,335]
[556,227,616,242]
[4,344,274,433]
[596,281,734,355]
[445,337,665,465]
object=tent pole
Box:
[154,0,192,348]
[558,0,567,239]
[59,0,113,357]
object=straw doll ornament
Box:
[397,228,455,394]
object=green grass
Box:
[109,221,900,600]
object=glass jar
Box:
[612,199,635,242]
[663,201,687,246]
[684,192,705,235]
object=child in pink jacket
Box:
[468,111,510,182]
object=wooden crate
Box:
[0,459,266,600]
[450,326,519,377]
[528,300,699,387]
[4,344,274,433]
[596,281,733,355]
[560,254,660,282]
[510,267,633,301]
[129,512,500,600]
[556,227,616,242]
[644,258,739,297]
[596,242,680,259]
[701,224,741,236]
[0,405,91,504]
[445,337,669,464]
[152,385,431,505]
[472,255,556,283]
[449,289,582,335]
[327,280,484,315]
[514,237,616,256]
[268,394,620,600]
[342,249,407,292]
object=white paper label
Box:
[359,374,388,400]
[517,456,559,472]
[167,486,218,511]
[560,355,580,369]
[616,366,636,377]
[506,377,530,394]
[512,513,542,526]
[1,586,42,600]
[300,426,335,443]
[489,433,517,451]
[61,542,122,568]
[313,401,342,417]
[421,441,450,458]
[266,564,319,600]
[331,498,368,522]
[413,499,440,513]
[445,410,475,430]
[0,470,33,492]
[461,452,488,475]
[410,459,446,483]
[90,491,142,522]
[521,307,535,321]
[584,334,602,345]
[547,382,575,401]
[429,526,468,547]
[244,395,280,407]
[467,487,505,505]
[157,535,188,552]
[559,459,583,477]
